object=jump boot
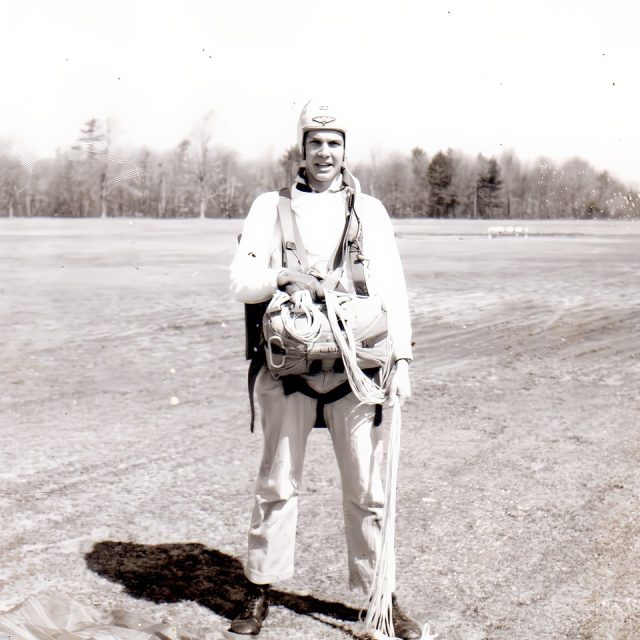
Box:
[391,594,422,639]
[228,582,270,635]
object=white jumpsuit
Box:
[229,174,412,593]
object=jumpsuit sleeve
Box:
[362,196,413,362]
[229,191,282,304]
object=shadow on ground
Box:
[86,541,361,634]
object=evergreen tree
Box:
[476,157,502,217]
[427,150,457,217]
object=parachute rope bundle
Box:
[277,290,324,343]
[363,396,400,639]
[324,289,386,405]
[362,401,436,640]
[264,286,389,380]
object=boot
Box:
[228,582,270,635]
[391,594,422,639]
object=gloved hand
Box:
[277,269,324,300]
[388,359,411,407]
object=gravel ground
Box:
[1,217,639,640]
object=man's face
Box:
[304,129,345,191]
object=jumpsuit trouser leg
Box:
[245,370,385,594]
[245,370,316,585]
[325,394,385,593]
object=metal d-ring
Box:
[266,335,286,369]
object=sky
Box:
[1,0,639,185]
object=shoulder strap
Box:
[347,208,369,296]
[328,190,369,296]
[247,349,265,432]
[277,188,309,273]
[279,184,368,294]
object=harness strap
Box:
[277,187,309,273]
[328,189,369,296]
[248,350,266,432]
[277,187,369,295]
[281,370,383,429]
[348,220,369,296]
[249,360,383,431]
[326,193,351,275]
[247,356,382,433]
[327,198,353,272]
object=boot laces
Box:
[239,590,266,618]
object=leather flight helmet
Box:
[297,99,347,159]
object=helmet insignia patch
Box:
[312,115,336,126]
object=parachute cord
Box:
[324,289,385,405]
[364,403,434,640]
[275,290,324,343]
[364,397,400,639]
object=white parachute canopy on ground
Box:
[0,592,222,640]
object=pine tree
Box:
[427,150,457,217]
[476,157,502,217]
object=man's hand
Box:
[277,269,324,300]
[388,359,411,407]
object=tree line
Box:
[1,118,638,219]
[357,148,639,219]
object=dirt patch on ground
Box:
[1,218,639,639]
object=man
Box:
[228,100,420,638]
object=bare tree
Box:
[279,145,301,186]
[0,153,32,217]
[190,112,217,218]
[409,147,429,216]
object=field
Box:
[1,217,639,640]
